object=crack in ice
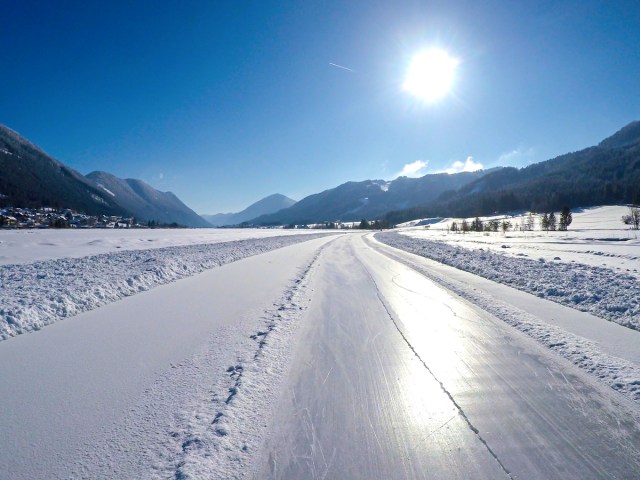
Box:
[361,259,516,480]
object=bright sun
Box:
[403,48,458,102]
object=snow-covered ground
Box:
[0,235,338,479]
[2,229,640,478]
[397,206,640,273]
[0,231,336,340]
[0,227,324,265]
[380,206,640,330]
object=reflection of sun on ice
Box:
[403,48,458,102]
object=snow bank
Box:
[375,231,640,331]
[168,247,322,479]
[0,233,333,340]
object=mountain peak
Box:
[0,124,52,159]
[85,171,209,227]
[261,193,294,202]
[598,120,640,149]
[201,194,297,226]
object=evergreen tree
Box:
[548,212,557,231]
[559,206,572,231]
[471,217,483,232]
[526,212,535,231]
[540,213,549,231]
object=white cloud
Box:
[397,160,429,178]
[445,156,483,174]
[497,147,535,166]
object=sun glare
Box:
[403,48,458,102]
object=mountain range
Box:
[2,120,640,228]
[0,125,208,227]
[0,125,125,217]
[250,172,490,226]
[383,120,640,224]
[201,194,296,226]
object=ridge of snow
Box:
[376,231,640,330]
[97,183,116,197]
[166,240,330,479]
[90,193,109,205]
[0,233,334,340]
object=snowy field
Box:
[0,229,335,340]
[0,227,325,265]
[396,205,640,273]
[381,206,640,330]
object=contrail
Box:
[329,62,355,73]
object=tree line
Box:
[449,206,573,233]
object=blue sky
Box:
[2,1,640,213]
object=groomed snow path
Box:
[0,234,339,479]
[256,233,640,479]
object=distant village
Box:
[0,207,168,229]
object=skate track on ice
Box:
[257,233,640,479]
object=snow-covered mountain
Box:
[0,125,125,216]
[201,194,296,226]
[250,172,487,225]
[86,171,210,228]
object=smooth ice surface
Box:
[257,234,640,479]
[372,235,640,403]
